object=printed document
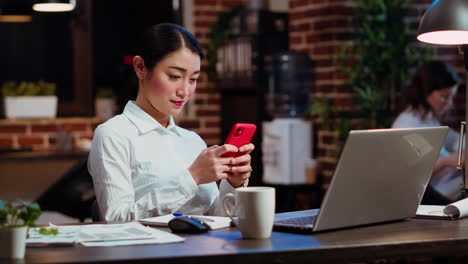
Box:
[27,222,184,247]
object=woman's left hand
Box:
[226,143,255,188]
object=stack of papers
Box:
[27,222,184,247]
[417,197,468,220]
[140,214,232,230]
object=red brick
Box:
[333,97,355,107]
[290,0,308,8]
[205,121,220,128]
[307,33,333,43]
[195,87,209,94]
[31,125,58,133]
[334,72,348,81]
[18,136,44,145]
[334,85,352,93]
[198,132,220,141]
[315,19,351,30]
[0,137,13,148]
[194,10,218,16]
[315,84,335,93]
[194,98,205,105]
[223,0,244,8]
[194,0,217,5]
[317,148,327,157]
[320,160,337,171]
[315,72,333,80]
[206,97,220,104]
[289,10,305,20]
[0,126,27,134]
[315,59,333,68]
[60,124,88,132]
[179,120,201,129]
[290,35,304,45]
[312,46,340,55]
[79,135,94,141]
[49,136,57,145]
[196,109,220,117]
[321,134,337,145]
[194,20,214,28]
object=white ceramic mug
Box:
[223,187,275,239]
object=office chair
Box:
[91,199,101,222]
[36,158,95,222]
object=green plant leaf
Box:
[38,227,59,236]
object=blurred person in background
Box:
[392,60,462,204]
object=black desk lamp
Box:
[417,0,468,191]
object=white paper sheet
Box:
[27,222,184,247]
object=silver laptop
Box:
[274,126,449,232]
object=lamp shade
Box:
[32,0,75,12]
[417,0,468,45]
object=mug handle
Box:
[223,193,236,221]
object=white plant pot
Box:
[0,226,27,259]
[95,98,116,121]
[4,96,58,119]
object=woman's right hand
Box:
[440,152,465,169]
[188,144,239,184]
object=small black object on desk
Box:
[168,216,210,233]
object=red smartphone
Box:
[221,123,257,158]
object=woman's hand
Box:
[226,143,255,188]
[440,152,464,168]
[433,152,465,175]
[189,144,239,184]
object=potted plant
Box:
[95,87,117,121]
[2,80,57,119]
[0,200,41,259]
[336,0,433,129]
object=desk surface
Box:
[9,212,468,264]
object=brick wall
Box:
[0,118,100,151]
[289,0,465,187]
[182,0,247,146]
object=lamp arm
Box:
[457,121,465,170]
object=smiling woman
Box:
[88,24,256,222]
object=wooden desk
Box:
[6,212,468,264]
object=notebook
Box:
[274,126,449,233]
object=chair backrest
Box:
[36,158,95,222]
[91,199,101,222]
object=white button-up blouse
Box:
[88,101,235,221]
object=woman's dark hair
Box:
[134,23,204,70]
[119,23,204,109]
[399,61,459,114]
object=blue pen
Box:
[172,213,214,222]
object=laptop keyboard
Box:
[275,215,317,227]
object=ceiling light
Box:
[33,0,75,12]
